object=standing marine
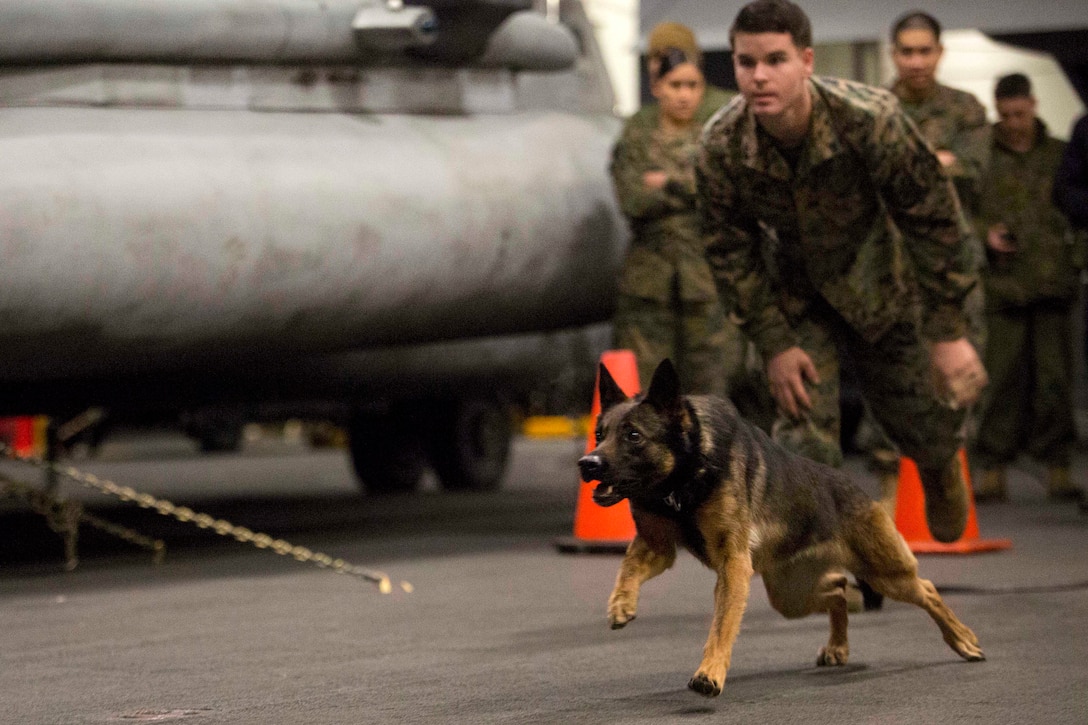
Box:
[971,73,1083,503]
[611,22,769,426]
[847,10,991,512]
[1053,111,1088,514]
[888,11,988,211]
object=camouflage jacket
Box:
[697,77,976,361]
[977,118,1079,307]
[889,80,988,213]
[1054,113,1088,230]
[610,85,736,302]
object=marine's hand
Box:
[930,338,987,409]
[986,223,1017,254]
[642,170,668,190]
[935,149,957,168]
[767,346,819,419]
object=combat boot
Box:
[974,467,1008,503]
[1046,467,1083,502]
[919,459,968,543]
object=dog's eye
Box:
[594,426,604,443]
[626,430,642,444]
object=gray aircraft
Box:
[0,0,627,493]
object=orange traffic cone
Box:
[555,350,640,554]
[0,416,50,457]
[894,449,1012,554]
[5,416,37,456]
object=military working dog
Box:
[578,359,984,698]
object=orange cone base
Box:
[554,489,634,554]
[895,451,1012,555]
[906,539,1013,555]
[554,537,631,554]
[556,350,640,555]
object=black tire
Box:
[183,408,245,454]
[347,411,426,495]
[428,399,512,492]
[195,422,243,453]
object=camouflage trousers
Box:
[614,293,776,431]
[973,301,1076,469]
[613,291,740,396]
[772,302,967,475]
[860,284,987,475]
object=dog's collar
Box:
[652,399,706,515]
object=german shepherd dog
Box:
[578,359,984,698]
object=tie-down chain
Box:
[0,444,410,594]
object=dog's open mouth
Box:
[592,482,624,506]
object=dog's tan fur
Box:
[578,360,984,698]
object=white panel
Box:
[584,0,640,115]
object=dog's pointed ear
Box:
[598,363,629,413]
[645,359,682,414]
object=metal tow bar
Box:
[0,445,411,594]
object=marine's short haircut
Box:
[995,72,1032,100]
[729,0,812,50]
[891,10,942,45]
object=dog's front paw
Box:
[945,624,985,661]
[687,673,722,698]
[949,636,985,662]
[607,605,636,629]
[607,592,637,629]
[816,644,849,666]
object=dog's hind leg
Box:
[851,506,985,662]
[813,572,851,666]
[764,564,852,666]
[608,535,676,629]
[866,573,984,661]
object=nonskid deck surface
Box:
[1,434,1086,725]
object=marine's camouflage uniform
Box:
[890,81,988,212]
[890,81,989,353]
[611,86,754,402]
[696,77,977,475]
[973,118,1080,469]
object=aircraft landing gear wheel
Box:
[196,424,243,454]
[428,399,512,492]
[184,410,244,453]
[348,411,426,495]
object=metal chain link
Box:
[79,509,167,565]
[1,444,411,593]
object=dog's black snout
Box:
[578,454,606,482]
